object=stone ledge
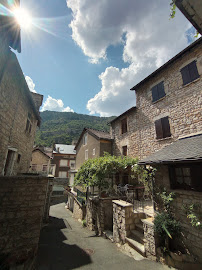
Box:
[141,217,154,226]
[113,200,133,207]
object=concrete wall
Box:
[76,132,112,170]
[0,38,40,176]
[0,175,50,268]
[51,154,76,177]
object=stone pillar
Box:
[142,219,157,261]
[113,200,133,244]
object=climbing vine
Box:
[183,203,202,229]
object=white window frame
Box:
[83,133,88,145]
[85,149,88,160]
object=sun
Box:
[13,8,32,30]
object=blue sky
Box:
[15,0,197,116]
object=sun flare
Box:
[13,8,32,30]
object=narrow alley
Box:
[36,203,172,270]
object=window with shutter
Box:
[152,81,165,102]
[181,61,199,85]
[155,116,171,139]
[122,146,127,156]
[121,118,128,134]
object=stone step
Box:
[130,229,145,244]
[125,237,145,257]
[135,223,144,233]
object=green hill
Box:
[35,111,115,147]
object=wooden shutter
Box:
[162,116,171,138]
[155,119,163,139]
[152,85,158,102]
[189,61,199,82]
[181,65,191,85]
[121,118,127,134]
[122,146,127,156]
[157,81,166,99]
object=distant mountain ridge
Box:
[35,111,116,147]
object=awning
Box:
[139,134,202,165]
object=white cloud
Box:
[25,76,37,93]
[41,95,74,112]
[67,0,193,116]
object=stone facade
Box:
[154,166,202,263]
[0,175,51,268]
[0,37,43,176]
[30,149,51,173]
[86,197,114,235]
[133,39,202,160]
[110,107,139,158]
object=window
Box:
[25,113,32,133]
[169,163,202,192]
[31,164,37,171]
[59,171,68,178]
[42,165,48,172]
[93,148,95,155]
[151,81,165,102]
[17,154,21,163]
[60,160,68,167]
[155,116,171,139]
[83,133,88,145]
[85,149,88,160]
[181,61,199,85]
[70,162,75,168]
[121,118,127,134]
[122,146,127,156]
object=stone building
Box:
[75,128,113,170]
[128,37,202,264]
[109,107,138,158]
[30,147,53,174]
[0,0,43,176]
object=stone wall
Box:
[155,166,202,263]
[86,197,115,235]
[135,41,202,160]
[0,175,50,269]
[142,219,158,261]
[67,191,86,221]
[0,39,41,176]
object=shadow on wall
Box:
[36,216,92,269]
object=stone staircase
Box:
[126,220,146,257]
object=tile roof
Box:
[53,144,76,155]
[139,133,202,165]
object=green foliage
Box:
[154,212,181,240]
[82,219,87,227]
[184,203,202,229]
[132,165,156,193]
[157,189,175,213]
[35,111,115,147]
[74,153,139,190]
[170,1,176,19]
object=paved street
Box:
[36,203,172,270]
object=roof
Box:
[75,128,112,150]
[139,133,202,165]
[32,148,52,159]
[109,107,136,125]
[53,144,76,155]
[175,0,202,35]
[130,37,202,92]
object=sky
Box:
[14,0,198,117]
